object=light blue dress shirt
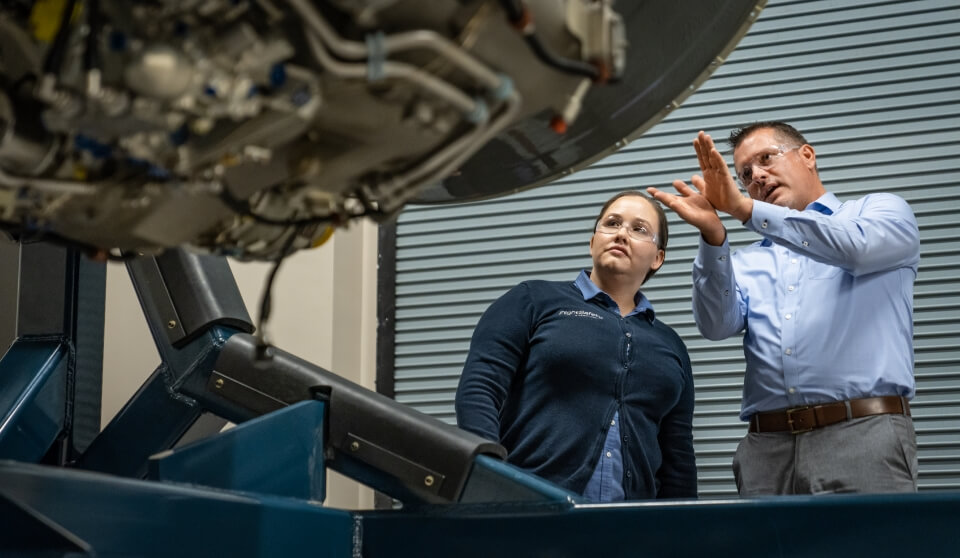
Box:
[575,271,653,501]
[692,192,919,421]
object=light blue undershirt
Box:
[575,271,653,502]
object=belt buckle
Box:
[786,406,814,434]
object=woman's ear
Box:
[651,249,665,271]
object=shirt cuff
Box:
[745,200,789,237]
[696,234,732,272]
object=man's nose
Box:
[748,166,770,188]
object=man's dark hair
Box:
[728,121,809,150]
[594,191,668,284]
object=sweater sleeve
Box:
[655,346,698,499]
[455,283,535,441]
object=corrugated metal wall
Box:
[388,0,960,497]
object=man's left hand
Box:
[693,131,753,223]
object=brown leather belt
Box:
[748,396,910,434]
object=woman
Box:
[455,191,697,501]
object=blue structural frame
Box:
[0,339,69,461]
[357,492,960,557]
[149,401,328,502]
[0,242,106,465]
[5,434,960,557]
[78,324,240,477]
[0,458,356,556]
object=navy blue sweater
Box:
[455,277,697,499]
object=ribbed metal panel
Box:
[391,0,960,498]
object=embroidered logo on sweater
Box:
[558,310,604,320]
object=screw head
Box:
[214,378,224,389]
[424,475,435,487]
[167,320,177,329]
[350,441,360,452]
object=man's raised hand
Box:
[692,131,753,222]
[647,180,726,246]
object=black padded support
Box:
[127,250,253,348]
[204,333,506,503]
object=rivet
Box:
[214,378,224,389]
[424,475,435,487]
[167,320,177,329]
[350,441,360,452]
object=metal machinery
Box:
[0,0,634,259]
[2,1,958,556]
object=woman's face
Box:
[590,196,664,285]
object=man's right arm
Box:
[646,149,745,340]
[692,235,745,341]
[455,283,533,441]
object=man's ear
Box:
[799,143,817,172]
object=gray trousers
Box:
[733,414,918,496]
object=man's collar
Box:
[760,192,839,247]
[807,192,839,215]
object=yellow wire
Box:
[30,0,82,43]
[310,226,335,248]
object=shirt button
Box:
[785,313,792,320]
[625,471,631,477]
[791,258,798,264]
[723,289,730,296]
[606,451,612,458]
[788,285,795,292]
[761,220,768,229]
[785,348,792,355]
[611,420,616,426]
[625,332,631,338]
[789,387,796,394]
[802,241,809,247]
[719,255,726,261]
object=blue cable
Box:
[491,74,515,102]
[365,32,386,82]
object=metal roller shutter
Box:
[386,0,960,497]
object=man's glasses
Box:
[595,217,659,245]
[736,145,799,188]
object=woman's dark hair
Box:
[594,190,668,284]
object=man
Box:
[456,192,697,501]
[648,122,919,495]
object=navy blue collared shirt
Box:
[456,271,697,500]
